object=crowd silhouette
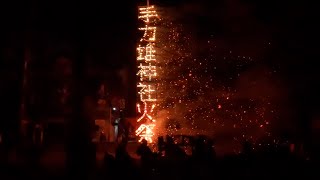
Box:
[0,134,318,179]
[99,135,316,180]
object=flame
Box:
[136,3,159,143]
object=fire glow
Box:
[135,2,159,143]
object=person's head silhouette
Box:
[141,139,148,145]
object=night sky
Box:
[0,0,318,143]
[156,0,316,143]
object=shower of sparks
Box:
[154,7,280,149]
[135,3,159,143]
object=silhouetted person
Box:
[115,141,130,161]
[103,152,116,178]
[206,139,216,161]
[115,141,132,177]
[165,135,185,160]
[118,111,128,143]
[157,136,165,156]
[192,137,206,160]
[241,140,253,161]
[137,139,153,162]
[123,121,131,143]
[104,152,115,167]
[164,136,174,158]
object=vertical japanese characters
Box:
[135,4,159,143]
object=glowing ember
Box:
[135,2,159,143]
[134,1,281,151]
[153,5,280,146]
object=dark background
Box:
[0,0,318,146]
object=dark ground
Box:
[0,141,319,180]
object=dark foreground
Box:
[0,141,319,180]
[0,154,318,180]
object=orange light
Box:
[136,2,159,144]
